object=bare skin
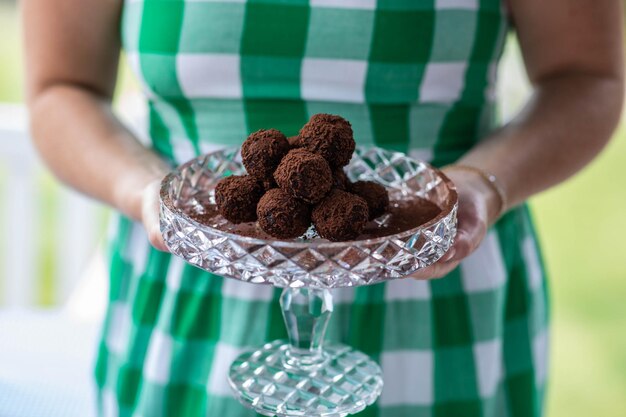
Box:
[23,0,624,277]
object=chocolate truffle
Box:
[214,175,264,224]
[262,178,277,191]
[288,135,302,148]
[241,129,290,182]
[257,188,311,239]
[274,149,333,203]
[299,114,355,168]
[351,180,390,220]
[312,189,369,242]
[332,168,351,191]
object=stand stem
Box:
[280,287,333,369]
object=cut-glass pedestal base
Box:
[228,341,384,417]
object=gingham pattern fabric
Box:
[95,0,550,416]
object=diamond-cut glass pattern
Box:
[160,147,458,289]
[228,341,384,417]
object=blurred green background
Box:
[1,2,625,416]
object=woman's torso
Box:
[122,0,509,165]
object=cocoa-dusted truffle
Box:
[215,175,264,223]
[287,135,302,148]
[241,129,290,182]
[351,180,389,220]
[312,189,369,242]
[274,149,332,203]
[262,178,277,191]
[257,188,311,239]
[299,114,355,168]
[332,168,351,191]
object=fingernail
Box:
[442,248,456,262]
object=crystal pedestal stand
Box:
[160,147,458,417]
[228,287,383,417]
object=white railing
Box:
[0,104,106,307]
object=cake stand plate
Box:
[160,147,458,417]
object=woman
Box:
[23,0,623,416]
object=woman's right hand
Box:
[140,179,169,252]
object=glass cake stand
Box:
[160,147,458,417]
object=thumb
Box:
[141,180,168,252]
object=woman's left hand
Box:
[408,168,501,280]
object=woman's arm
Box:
[23,0,168,249]
[463,0,624,208]
[414,0,624,278]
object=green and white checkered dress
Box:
[95,0,550,416]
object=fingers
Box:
[454,214,487,261]
[408,207,487,281]
[408,224,484,280]
[439,197,487,266]
[407,169,494,281]
[408,259,460,280]
[445,228,474,263]
[141,180,169,252]
[147,222,168,252]
[439,246,456,262]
